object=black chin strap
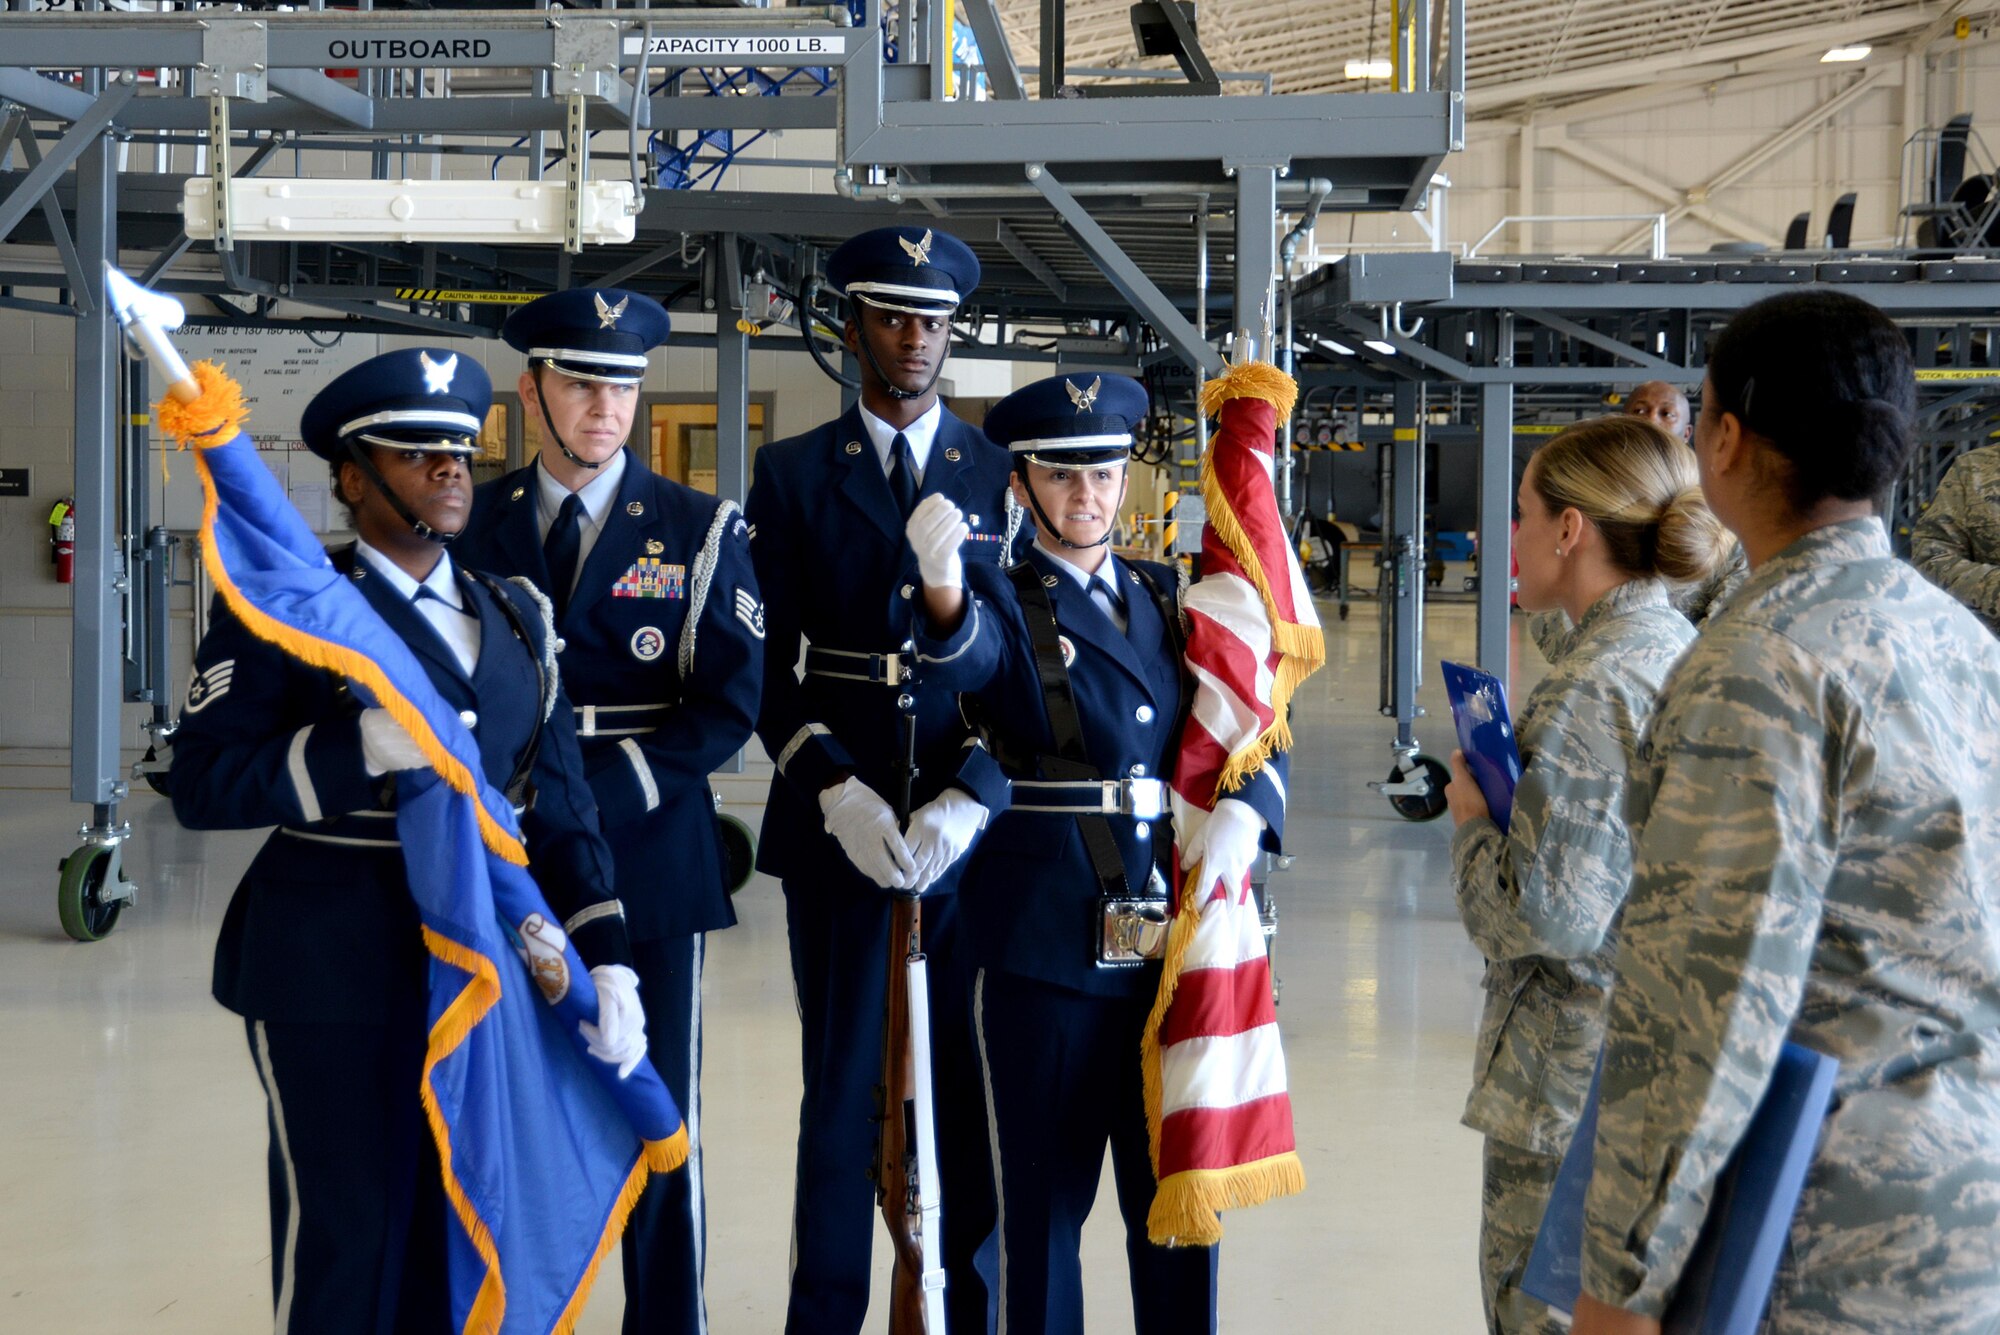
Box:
[344,444,457,546]
[532,362,611,470]
[1018,463,1116,551]
[854,301,952,402]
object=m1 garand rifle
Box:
[876,710,948,1332]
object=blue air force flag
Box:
[168,364,685,1335]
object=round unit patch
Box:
[1057,634,1077,668]
[630,626,667,661]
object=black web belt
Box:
[803,645,915,686]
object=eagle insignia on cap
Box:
[899,229,934,267]
[1065,376,1102,413]
[594,292,629,330]
[420,351,458,395]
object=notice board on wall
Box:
[155,329,381,534]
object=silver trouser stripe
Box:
[251,1021,303,1335]
[577,702,671,738]
[776,723,830,776]
[278,828,401,848]
[286,725,322,825]
[974,968,1010,1335]
[689,934,709,1335]
[563,900,626,935]
[915,600,980,665]
[619,738,660,813]
[1010,777,1165,817]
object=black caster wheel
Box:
[1338,603,1350,622]
[58,844,129,942]
[1387,754,1451,823]
[718,812,756,895]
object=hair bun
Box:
[1650,483,1728,585]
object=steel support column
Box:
[1231,163,1277,353]
[714,234,749,506]
[1383,381,1424,753]
[70,88,123,810]
[1476,381,1513,696]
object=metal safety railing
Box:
[1467,212,1671,260]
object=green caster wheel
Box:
[58,843,132,942]
[718,812,756,895]
[1386,753,1451,823]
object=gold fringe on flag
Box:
[154,360,249,446]
[1194,360,1324,793]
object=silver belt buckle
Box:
[1126,778,1165,820]
[578,704,597,738]
[880,652,907,684]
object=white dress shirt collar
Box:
[534,447,628,539]
[857,400,942,482]
[354,538,460,607]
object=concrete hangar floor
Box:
[0,586,1538,1333]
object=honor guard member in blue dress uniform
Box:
[456,288,763,1335]
[172,349,643,1335]
[746,225,1010,1335]
[904,375,1288,1335]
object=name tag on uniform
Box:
[613,558,685,599]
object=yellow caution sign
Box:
[1915,368,2000,382]
[1513,424,1565,436]
[395,288,542,306]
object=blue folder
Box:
[1441,660,1523,832]
[1521,1041,1841,1334]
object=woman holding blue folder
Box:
[1570,292,2000,1335]
[1444,416,1728,1335]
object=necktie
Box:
[543,492,583,619]
[888,431,919,518]
[1091,577,1127,635]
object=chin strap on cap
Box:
[344,443,459,546]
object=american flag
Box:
[1141,358,1322,1246]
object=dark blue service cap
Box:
[501,287,670,386]
[983,374,1149,466]
[826,226,979,315]
[299,347,492,463]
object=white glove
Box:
[906,493,968,591]
[819,776,919,892]
[358,707,426,777]
[578,963,647,1080]
[1180,797,1266,900]
[905,788,989,896]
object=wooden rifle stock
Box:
[877,712,939,1333]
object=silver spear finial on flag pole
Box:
[104,264,200,404]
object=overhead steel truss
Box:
[0,0,1468,931]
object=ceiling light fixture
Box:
[1821,45,1871,62]
[1344,59,1394,80]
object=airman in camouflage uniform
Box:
[1911,443,2000,638]
[1453,578,1695,1335]
[1581,517,2000,1333]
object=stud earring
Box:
[1555,547,1566,558]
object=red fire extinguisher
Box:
[50,497,74,584]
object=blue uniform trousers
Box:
[621,932,708,1334]
[974,968,1219,1335]
[246,1013,449,1335]
[782,884,995,1335]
